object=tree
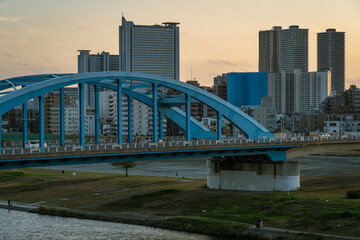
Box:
[110,161,137,177]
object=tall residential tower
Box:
[317,29,345,93]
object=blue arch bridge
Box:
[1,71,360,191]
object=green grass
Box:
[0,171,25,181]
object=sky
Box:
[0,0,359,87]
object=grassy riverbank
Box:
[1,168,360,239]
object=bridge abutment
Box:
[207,156,300,191]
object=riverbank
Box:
[1,168,360,239]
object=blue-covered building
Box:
[227,72,268,107]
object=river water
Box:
[39,155,360,178]
[0,208,211,240]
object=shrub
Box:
[347,190,360,199]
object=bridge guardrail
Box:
[1,134,360,156]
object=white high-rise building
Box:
[49,105,95,136]
[269,70,330,114]
[77,50,119,108]
[119,17,179,137]
[99,91,128,135]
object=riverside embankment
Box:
[1,167,360,239]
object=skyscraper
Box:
[119,17,179,80]
[278,25,308,73]
[119,17,179,137]
[317,29,345,93]
[259,25,308,74]
[259,26,282,72]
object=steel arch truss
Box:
[0,71,274,152]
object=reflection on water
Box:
[0,208,212,240]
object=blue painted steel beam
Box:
[217,111,221,140]
[0,115,1,154]
[0,72,274,139]
[60,88,65,146]
[22,101,27,147]
[159,96,201,106]
[117,79,122,144]
[38,95,45,152]
[185,94,191,141]
[94,84,100,145]
[159,112,163,140]
[152,83,158,143]
[127,95,132,143]
[91,82,216,140]
[79,83,85,149]
[0,145,299,169]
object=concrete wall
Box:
[207,159,300,191]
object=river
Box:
[0,208,211,240]
[39,155,360,178]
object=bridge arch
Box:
[0,71,273,151]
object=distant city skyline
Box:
[0,0,359,87]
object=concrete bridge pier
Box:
[207,155,300,191]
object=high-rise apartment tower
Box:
[259,25,308,73]
[317,29,345,93]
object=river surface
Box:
[39,155,360,178]
[0,208,211,240]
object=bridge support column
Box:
[60,88,65,146]
[94,84,99,145]
[117,79,122,144]
[159,112,163,140]
[79,83,85,149]
[22,101,27,147]
[127,95,132,143]
[38,95,45,152]
[207,156,300,191]
[185,94,191,141]
[216,111,221,140]
[152,83,158,143]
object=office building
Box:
[317,29,345,93]
[119,17,179,137]
[119,17,179,80]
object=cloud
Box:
[199,39,214,45]
[0,16,20,22]
[3,52,20,58]
[77,25,99,31]
[26,28,48,36]
[0,3,6,8]
[207,58,239,66]
[181,31,194,37]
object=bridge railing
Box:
[1,134,360,155]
